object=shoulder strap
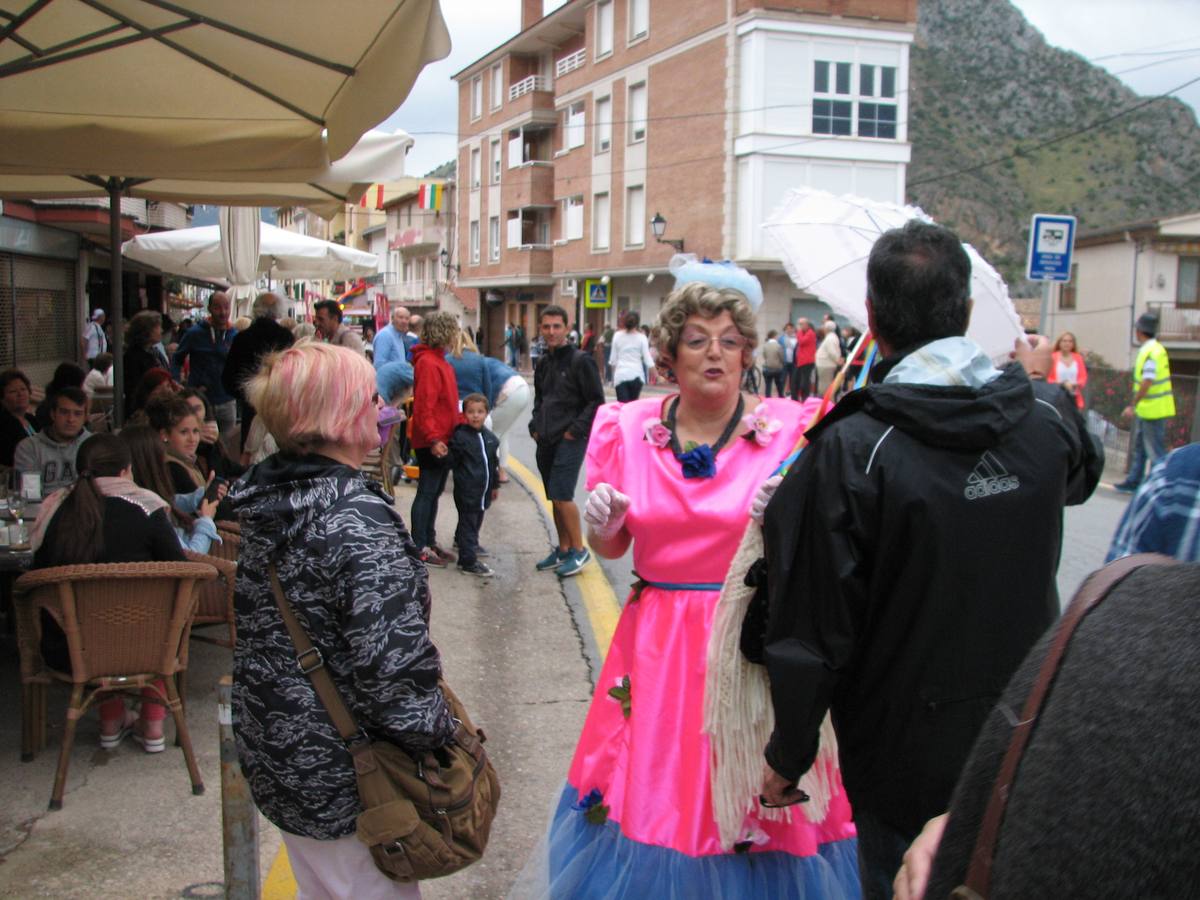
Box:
[959,552,1178,898]
[268,564,361,742]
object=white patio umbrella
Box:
[0,0,447,421]
[763,188,1024,361]
[123,221,379,281]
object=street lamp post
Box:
[649,211,685,253]
[439,247,460,286]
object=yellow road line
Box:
[505,456,622,657]
[261,456,622,898]
[261,844,294,899]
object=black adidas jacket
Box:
[761,359,1091,837]
[529,343,605,445]
[449,423,499,510]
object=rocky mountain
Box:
[909,0,1200,289]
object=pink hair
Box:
[246,342,378,453]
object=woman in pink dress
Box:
[523,268,859,898]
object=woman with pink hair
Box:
[227,342,456,899]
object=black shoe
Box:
[1113,481,1138,494]
[459,561,494,577]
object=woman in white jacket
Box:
[608,312,656,403]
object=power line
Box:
[908,72,1200,188]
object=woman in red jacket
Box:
[409,311,462,566]
[1048,331,1088,409]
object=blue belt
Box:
[632,573,724,596]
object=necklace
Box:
[666,394,745,479]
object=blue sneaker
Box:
[536,547,565,571]
[1113,481,1138,494]
[555,547,591,578]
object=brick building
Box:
[453,0,916,359]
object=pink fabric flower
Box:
[742,403,783,447]
[643,418,671,448]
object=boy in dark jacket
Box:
[450,393,500,577]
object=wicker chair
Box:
[185,521,240,649]
[13,561,218,810]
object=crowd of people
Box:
[8,216,1198,899]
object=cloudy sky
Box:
[380,0,1200,177]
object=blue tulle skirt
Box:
[510,785,861,900]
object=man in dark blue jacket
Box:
[173,291,237,446]
[758,221,1091,899]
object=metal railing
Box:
[1082,366,1197,475]
[555,49,585,77]
[380,280,437,303]
[509,75,549,101]
[1147,302,1200,343]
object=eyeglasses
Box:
[679,330,748,353]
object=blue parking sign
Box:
[1026,214,1076,282]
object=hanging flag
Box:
[376,184,385,210]
[418,182,442,211]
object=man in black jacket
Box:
[758,221,1092,899]
[529,304,604,578]
[222,292,294,457]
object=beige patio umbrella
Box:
[0,0,448,421]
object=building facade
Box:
[453,0,916,359]
[1047,212,1200,379]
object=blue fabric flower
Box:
[677,444,716,479]
[572,788,603,812]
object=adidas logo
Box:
[964,451,1020,500]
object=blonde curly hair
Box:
[420,310,459,350]
[653,282,758,381]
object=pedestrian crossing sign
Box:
[584,279,611,309]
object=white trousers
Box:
[281,831,421,900]
[489,375,532,467]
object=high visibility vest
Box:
[1134,339,1175,419]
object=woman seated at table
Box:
[29,433,184,752]
[178,388,243,480]
[0,368,38,468]
[120,423,224,555]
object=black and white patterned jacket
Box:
[229,453,455,840]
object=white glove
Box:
[750,475,783,524]
[584,482,631,538]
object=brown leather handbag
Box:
[269,566,500,882]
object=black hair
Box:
[866,220,970,351]
[623,311,640,330]
[47,362,86,393]
[51,385,88,412]
[313,299,343,323]
[540,304,568,324]
[0,368,31,393]
[37,433,129,566]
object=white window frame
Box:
[491,138,501,184]
[562,277,578,297]
[489,216,500,261]
[470,220,480,264]
[565,195,584,241]
[490,63,503,110]
[625,185,645,247]
[565,101,586,150]
[470,75,482,120]
[628,82,647,144]
[595,95,612,153]
[470,147,481,190]
[592,192,610,251]
[628,0,649,43]
[595,0,613,60]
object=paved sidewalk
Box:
[0,473,594,899]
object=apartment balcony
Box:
[505,75,555,128]
[389,224,446,252]
[504,246,554,279]
[1148,302,1200,346]
[505,162,555,209]
[381,279,438,305]
[555,49,585,78]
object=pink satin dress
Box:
[538,396,858,898]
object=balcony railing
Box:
[509,75,549,101]
[381,280,438,304]
[555,49,585,78]
[1148,302,1200,343]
